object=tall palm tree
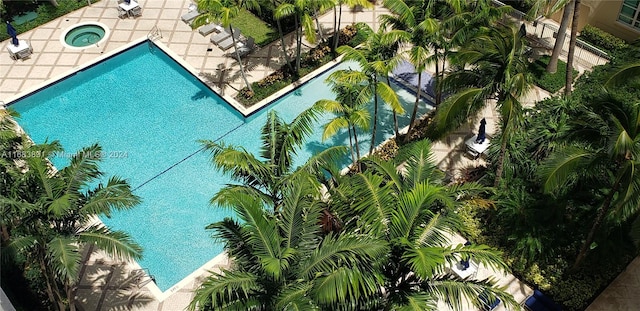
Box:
[526,0,573,73]
[189,173,387,310]
[332,0,373,52]
[2,144,142,311]
[380,0,435,140]
[542,69,640,269]
[202,107,346,210]
[429,24,533,187]
[564,0,581,96]
[193,0,260,92]
[316,70,372,169]
[327,140,519,310]
[275,0,334,72]
[336,23,404,155]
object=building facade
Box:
[550,0,640,42]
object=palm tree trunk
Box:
[67,282,77,311]
[435,53,441,106]
[353,125,362,171]
[334,4,343,51]
[273,0,294,74]
[493,134,509,187]
[348,126,356,166]
[386,76,400,137]
[332,6,338,51]
[547,1,573,74]
[295,16,302,71]
[230,26,253,92]
[564,0,580,97]
[370,79,379,155]
[406,72,423,142]
[572,178,621,269]
[39,256,62,310]
[314,9,325,43]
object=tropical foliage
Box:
[1,139,142,311]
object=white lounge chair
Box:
[198,24,218,36]
[217,28,241,50]
[210,29,231,45]
[181,10,201,24]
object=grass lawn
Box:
[528,55,579,94]
[232,9,277,47]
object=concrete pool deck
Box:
[1,1,616,311]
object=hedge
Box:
[528,55,579,93]
[579,24,628,54]
[1,0,96,42]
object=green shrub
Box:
[1,0,94,42]
[528,55,579,93]
[579,24,628,54]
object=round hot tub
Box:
[61,22,109,49]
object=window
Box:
[619,0,640,30]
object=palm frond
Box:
[47,236,82,281]
[79,225,143,261]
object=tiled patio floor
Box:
[1,1,618,311]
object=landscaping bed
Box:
[528,55,579,93]
[0,0,97,42]
[236,23,367,106]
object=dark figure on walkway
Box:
[476,118,487,144]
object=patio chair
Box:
[130,6,142,17]
[217,27,241,50]
[117,7,128,18]
[236,36,256,58]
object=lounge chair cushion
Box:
[210,31,231,44]
[199,24,217,36]
[181,10,201,23]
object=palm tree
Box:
[189,173,387,310]
[525,0,573,73]
[336,23,404,155]
[327,140,519,310]
[275,0,334,71]
[316,70,372,169]
[2,144,142,311]
[541,69,640,269]
[564,0,581,96]
[202,107,346,210]
[193,0,260,92]
[332,0,373,52]
[429,24,533,187]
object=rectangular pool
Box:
[9,41,432,291]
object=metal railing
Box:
[147,25,162,41]
[491,0,610,68]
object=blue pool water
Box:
[10,41,432,291]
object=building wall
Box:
[550,0,640,42]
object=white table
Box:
[119,0,139,15]
[465,135,490,159]
[450,260,477,279]
[7,40,33,60]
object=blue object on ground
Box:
[479,291,501,311]
[524,289,562,311]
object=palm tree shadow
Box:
[75,260,155,311]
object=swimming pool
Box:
[9,41,433,292]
